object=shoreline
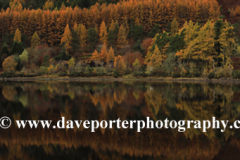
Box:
[0,76,240,83]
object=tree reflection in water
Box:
[0,82,240,160]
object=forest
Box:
[1,0,240,79]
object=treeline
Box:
[0,0,220,47]
[0,0,117,10]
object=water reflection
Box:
[0,82,240,159]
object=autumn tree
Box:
[100,43,108,62]
[133,58,140,71]
[219,20,235,66]
[117,24,128,49]
[43,0,54,10]
[61,24,73,51]
[31,32,40,48]
[106,46,115,63]
[171,18,178,37]
[14,28,21,42]
[145,45,165,72]
[2,56,17,72]
[91,50,100,61]
[114,55,126,75]
[19,49,29,65]
[99,21,108,45]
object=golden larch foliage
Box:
[14,28,21,42]
[61,24,73,50]
[114,55,126,75]
[31,32,41,48]
[99,21,108,45]
[117,24,128,49]
[106,46,115,63]
[100,43,108,62]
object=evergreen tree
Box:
[10,41,24,55]
[1,43,9,56]
[167,29,186,53]
[87,27,98,52]
[148,24,161,38]
[133,25,144,41]
[213,18,224,66]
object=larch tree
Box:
[99,21,108,45]
[114,55,126,75]
[171,18,178,37]
[117,24,128,49]
[106,46,115,63]
[61,24,73,51]
[31,32,41,48]
[91,50,100,61]
[14,28,21,42]
[219,20,235,62]
[100,43,108,62]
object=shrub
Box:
[208,72,215,79]
[172,72,180,78]
[42,54,50,67]
[2,56,18,72]
[233,70,240,79]
[39,66,48,74]
[215,66,232,78]
[58,71,68,77]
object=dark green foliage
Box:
[167,29,185,53]
[1,43,9,56]
[1,33,14,46]
[71,30,79,52]
[87,27,98,52]
[133,25,144,41]
[148,24,161,38]
[42,54,50,67]
[0,0,9,10]
[172,72,180,78]
[166,22,171,33]
[54,47,71,61]
[108,23,119,47]
[10,41,24,56]
[13,54,22,71]
[233,70,240,79]
[133,39,145,55]
[213,18,224,66]
[0,53,7,68]
[128,19,135,39]
[113,69,119,78]
[152,32,171,53]
[208,72,215,79]
[128,20,144,41]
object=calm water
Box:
[0,81,240,160]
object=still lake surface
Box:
[0,81,240,160]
